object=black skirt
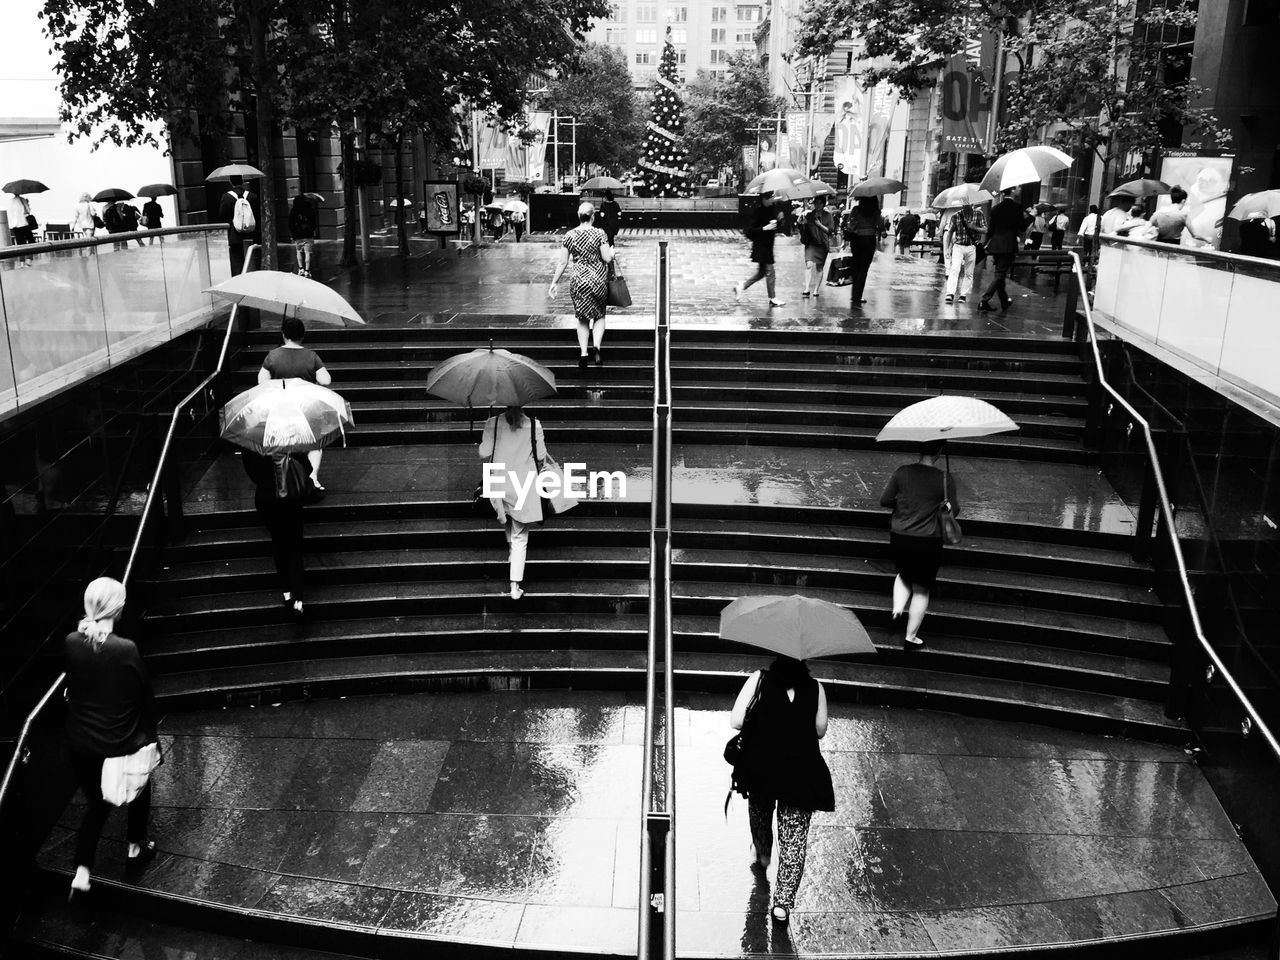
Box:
[890,532,945,589]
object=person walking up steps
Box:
[549,201,615,371]
[735,193,785,308]
[258,316,333,490]
[729,655,834,925]
[479,406,556,600]
[880,440,960,648]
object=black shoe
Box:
[126,840,158,874]
[578,355,589,371]
[977,301,994,312]
[1000,298,1012,312]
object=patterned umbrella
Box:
[426,344,556,409]
[1108,179,1172,199]
[205,271,365,326]
[931,184,993,209]
[719,594,876,662]
[979,146,1073,193]
[1227,190,1280,221]
[876,395,1019,443]
[850,177,906,198]
[220,379,354,455]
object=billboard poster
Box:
[786,112,810,170]
[423,180,460,234]
[1158,153,1235,249]
[523,111,552,182]
[832,75,864,180]
[864,81,898,177]
[742,145,758,178]
[940,54,985,153]
[756,136,779,173]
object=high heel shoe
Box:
[592,346,603,366]
[126,840,158,873]
[578,355,589,371]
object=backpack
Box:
[230,190,256,234]
[272,455,312,502]
[103,203,123,232]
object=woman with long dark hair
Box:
[729,654,834,924]
[64,577,158,899]
[843,195,881,308]
[880,439,959,647]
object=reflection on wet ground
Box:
[43,691,1273,955]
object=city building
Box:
[587,0,768,87]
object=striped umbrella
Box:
[932,184,994,209]
[979,146,1074,193]
[220,379,354,455]
[875,395,1019,443]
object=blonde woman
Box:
[64,577,158,899]
[478,406,553,599]
[548,201,615,370]
[71,192,97,238]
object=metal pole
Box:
[471,109,483,245]
[353,115,371,263]
[986,31,1006,156]
[553,114,560,189]
[807,65,819,176]
[571,116,577,188]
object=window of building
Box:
[677,48,687,63]
[671,5,688,21]
[735,30,754,43]
[736,4,761,20]
[711,6,727,22]
[710,68,726,79]
[670,27,687,43]
[636,28,658,43]
[710,27,726,42]
[609,2,625,21]
[710,47,728,63]
[606,28,628,43]
[636,6,657,21]
[635,50,654,64]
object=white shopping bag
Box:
[100,742,161,807]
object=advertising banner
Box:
[522,111,552,182]
[864,81,898,177]
[1158,153,1235,249]
[832,75,864,180]
[786,112,809,170]
[423,180,459,234]
[742,145,758,177]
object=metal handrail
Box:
[0,224,231,261]
[0,241,257,820]
[1071,251,1280,764]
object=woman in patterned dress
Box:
[549,201,615,370]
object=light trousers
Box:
[504,518,530,583]
[945,243,977,297]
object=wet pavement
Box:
[42,691,1275,956]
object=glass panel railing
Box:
[0,226,230,417]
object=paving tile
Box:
[149,734,243,807]
[1160,872,1278,925]
[255,875,395,928]
[357,813,455,892]
[144,854,277,908]
[514,904,639,954]
[918,902,1074,950]
[281,738,379,811]
[380,890,525,943]
[433,814,542,900]
[276,811,388,883]
[202,808,314,873]
[350,739,450,812]
[527,817,621,907]
[788,909,938,954]
[200,738,312,810]
[1043,888,1192,939]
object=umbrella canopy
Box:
[580,176,624,191]
[502,199,529,214]
[980,146,1073,193]
[221,379,354,455]
[1108,179,1171,199]
[3,179,49,195]
[851,177,906,198]
[205,271,365,327]
[1227,190,1280,221]
[719,594,876,662]
[137,183,178,198]
[303,192,326,205]
[931,184,993,209]
[426,345,557,409]
[744,168,810,196]
[93,188,135,202]
[876,395,1019,443]
[206,164,267,182]
[483,203,507,214]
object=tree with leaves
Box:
[685,53,784,183]
[794,0,1228,193]
[639,30,692,198]
[540,43,644,176]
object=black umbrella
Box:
[93,188,135,202]
[137,183,178,198]
[3,179,49,195]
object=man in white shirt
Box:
[1098,197,1131,236]
[1077,205,1100,257]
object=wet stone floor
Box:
[42,690,1275,957]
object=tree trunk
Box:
[340,129,360,267]
[395,132,409,257]
[246,0,277,270]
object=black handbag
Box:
[937,460,962,545]
[605,260,632,308]
[722,677,763,813]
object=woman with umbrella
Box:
[549,201,616,370]
[733,192,785,308]
[879,439,959,647]
[258,316,334,490]
[478,406,557,600]
[842,195,881,308]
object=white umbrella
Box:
[932,184,994,209]
[876,395,1019,443]
[979,146,1073,194]
[205,271,365,326]
[502,199,529,214]
[220,379,354,454]
[206,164,267,182]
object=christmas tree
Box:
[639,28,691,198]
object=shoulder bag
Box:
[936,460,962,545]
[723,674,764,812]
[605,259,632,308]
[473,420,499,517]
[101,742,162,807]
[530,418,578,520]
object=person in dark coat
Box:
[218,174,262,275]
[880,440,959,647]
[64,577,158,898]
[895,209,921,255]
[730,655,834,924]
[242,451,311,618]
[978,190,1024,312]
[734,193,785,307]
[843,196,881,308]
[598,189,622,246]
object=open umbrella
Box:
[93,188,135,202]
[3,179,49,195]
[1108,179,1171,199]
[744,168,810,196]
[502,199,529,214]
[221,379,354,455]
[980,146,1073,193]
[205,271,365,326]
[206,164,266,182]
[303,192,326,205]
[851,177,906,198]
[1227,190,1280,221]
[580,176,624,191]
[932,184,993,209]
[137,183,178,198]
[719,594,876,662]
[875,395,1018,443]
[426,343,556,409]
